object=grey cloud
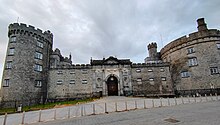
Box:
[0,0,220,82]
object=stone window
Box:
[35,80,42,87]
[210,67,219,75]
[188,57,198,66]
[160,68,164,72]
[6,61,12,69]
[136,78,142,84]
[69,80,75,84]
[35,52,43,60]
[181,71,190,78]
[136,69,141,73]
[70,71,75,74]
[216,43,220,49]
[34,64,42,72]
[10,36,16,42]
[161,77,166,81]
[3,79,9,87]
[149,78,154,81]
[37,41,43,48]
[82,69,88,74]
[148,69,153,72]
[187,47,195,54]
[8,48,15,55]
[57,80,63,85]
[57,71,63,74]
[82,80,88,84]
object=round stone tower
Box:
[1,23,53,107]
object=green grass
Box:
[0,98,97,115]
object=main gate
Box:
[107,75,118,96]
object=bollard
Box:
[3,113,7,125]
[215,93,218,100]
[92,104,95,115]
[68,107,71,119]
[135,100,137,109]
[205,94,208,101]
[125,101,128,111]
[181,96,184,104]
[38,110,42,122]
[105,103,108,113]
[167,98,170,106]
[144,100,147,109]
[84,106,86,116]
[210,94,213,101]
[115,102,118,112]
[199,95,202,102]
[174,97,177,105]
[54,109,57,120]
[160,98,163,107]
[187,95,190,103]
[81,106,83,116]
[193,95,196,103]
[21,111,25,124]
[152,99,155,107]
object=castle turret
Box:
[145,42,161,63]
[1,23,53,107]
[148,42,157,58]
[197,18,208,31]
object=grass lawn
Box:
[0,98,97,115]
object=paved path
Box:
[0,95,219,125]
[32,101,220,125]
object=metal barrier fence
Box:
[0,94,219,125]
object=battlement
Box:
[132,62,170,68]
[160,18,220,56]
[53,64,92,69]
[160,29,220,56]
[147,42,157,50]
[8,23,53,44]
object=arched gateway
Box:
[106,75,118,96]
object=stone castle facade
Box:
[1,18,220,107]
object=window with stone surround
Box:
[137,78,142,84]
[210,67,219,75]
[57,71,63,74]
[10,36,16,43]
[37,41,43,48]
[35,51,43,60]
[70,80,75,84]
[148,69,153,72]
[149,78,154,81]
[181,71,190,78]
[161,77,166,81]
[8,48,15,55]
[82,80,88,84]
[3,79,9,87]
[35,80,42,87]
[160,68,164,72]
[6,61,12,69]
[136,69,141,73]
[188,57,198,66]
[81,69,88,74]
[34,64,42,72]
[57,80,63,85]
[216,43,220,49]
[187,47,195,54]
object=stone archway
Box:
[106,75,118,96]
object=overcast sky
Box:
[0,0,220,84]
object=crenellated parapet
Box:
[160,18,220,57]
[160,29,220,57]
[132,62,170,68]
[147,42,157,50]
[8,23,53,45]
